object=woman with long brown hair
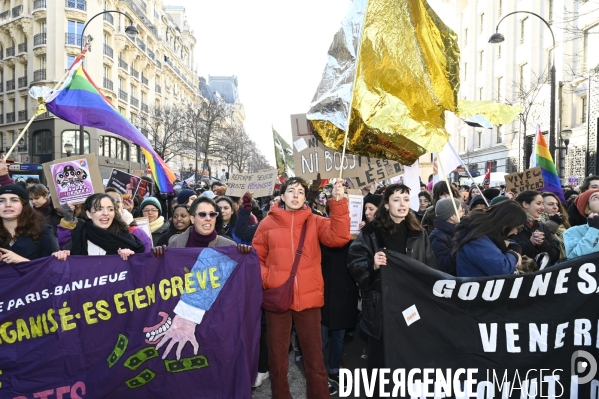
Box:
[0,185,58,263]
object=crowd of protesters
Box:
[4,161,599,398]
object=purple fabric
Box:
[131,227,152,253]
[57,224,73,249]
[0,248,262,398]
[186,227,217,248]
[0,173,14,185]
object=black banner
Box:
[377,251,599,398]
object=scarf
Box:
[186,226,217,248]
[71,220,146,255]
[37,200,51,214]
[149,216,165,233]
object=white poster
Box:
[348,194,364,235]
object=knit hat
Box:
[364,194,382,208]
[483,188,501,201]
[0,184,29,203]
[435,198,462,221]
[140,197,162,216]
[176,189,196,205]
[201,190,216,199]
[575,189,599,217]
[564,189,578,202]
[469,195,488,208]
[490,195,509,206]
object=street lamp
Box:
[64,141,74,156]
[556,127,573,179]
[489,11,557,163]
[77,11,138,155]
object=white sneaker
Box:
[252,371,270,388]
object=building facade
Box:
[0,0,200,181]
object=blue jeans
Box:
[321,325,345,374]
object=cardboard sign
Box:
[106,169,141,196]
[348,194,364,235]
[290,114,403,187]
[43,154,104,207]
[134,217,152,242]
[227,169,278,198]
[504,167,544,194]
[129,169,147,177]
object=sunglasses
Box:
[196,211,219,219]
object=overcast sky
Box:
[171,0,448,166]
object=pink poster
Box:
[50,158,95,204]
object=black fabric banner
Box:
[380,251,599,398]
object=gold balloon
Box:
[307,0,460,166]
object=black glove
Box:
[549,214,563,225]
[588,215,599,230]
[507,242,522,254]
[61,203,75,222]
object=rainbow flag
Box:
[45,57,175,193]
[531,125,565,203]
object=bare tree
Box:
[138,105,188,164]
[219,125,251,173]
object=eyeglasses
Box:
[196,211,219,219]
[142,208,159,213]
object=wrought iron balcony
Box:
[6,112,15,123]
[0,11,9,21]
[130,66,139,79]
[65,0,86,11]
[0,115,4,124]
[155,84,161,94]
[148,49,155,61]
[118,58,128,70]
[141,103,148,113]
[6,79,15,91]
[18,76,27,88]
[12,5,22,18]
[156,60,161,69]
[103,78,113,91]
[33,69,46,82]
[136,38,146,52]
[17,42,26,53]
[18,110,27,121]
[141,75,148,86]
[118,89,128,101]
[103,12,113,24]
[34,33,46,46]
[130,96,139,108]
[6,47,14,57]
[0,82,4,92]
[103,43,113,58]
[65,33,82,46]
[33,0,47,9]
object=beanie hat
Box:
[364,194,382,208]
[201,190,216,199]
[176,189,196,205]
[575,189,599,217]
[469,194,487,208]
[490,195,509,206]
[435,198,462,221]
[0,184,29,203]
[564,189,578,202]
[140,197,162,216]
[483,188,501,201]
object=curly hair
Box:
[81,194,130,234]
[373,184,422,235]
[0,197,47,246]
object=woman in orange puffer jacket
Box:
[253,177,350,399]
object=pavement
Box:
[252,324,368,398]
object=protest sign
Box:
[369,251,599,399]
[290,114,403,186]
[136,179,152,198]
[43,154,104,207]
[348,194,363,235]
[134,217,152,241]
[227,169,278,198]
[0,248,262,398]
[504,166,544,194]
[106,169,141,196]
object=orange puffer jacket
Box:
[252,198,351,311]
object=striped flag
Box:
[530,125,565,202]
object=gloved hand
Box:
[588,214,599,229]
[61,203,76,222]
[242,192,252,211]
[549,213,563,225]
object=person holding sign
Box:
[563,189,599,260]
[0,184,58,263]
[140,198,169,246]
[253,178,350,399]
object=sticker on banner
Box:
[402,304,420,326]
[293,138,308,152]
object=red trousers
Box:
[265,308,329,398]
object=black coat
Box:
[3,224,59,261]
[429,219,457,275]
[512,220,561,266]
[568,202,587,227]
[321,242,359,331]
[348,222,437,339]
[38,201,61,236]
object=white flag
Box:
[432,141,463,184]
[403,160,421,211]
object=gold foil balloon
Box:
[307,0,460,165]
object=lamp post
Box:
[557,127,573,179]
[64,141,74,157]
[489,11,557,163]
[77,11,138,155]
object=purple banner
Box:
[0,247,262,399]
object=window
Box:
[39,55,46,70]
[491,160,498,172]
[582,96,588,123]
[131,144,139,163]
[103,66,109,79]
[496,126,503,144]
[33,130,52,154]
[98,136,129,160]
[497,45,502,59]
[118,106,125,116]
[479,87,483,100]
[67,55,76,69]
[548,0,554,23]
[478,131,482,148]
[497,77,502,101]
[119,78,125,91]
[67,21,84,45]
[480,13,484,34]
[479,50,484,71]
[520,17,528,43]
[464,28,468,46]
[519,63,528,89]
[62,130,90,154]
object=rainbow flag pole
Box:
[530,124,566,203]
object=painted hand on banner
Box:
[156,315,199,360]
[374,251,387,270]
[118,248,135,261]
[0,248,28,263]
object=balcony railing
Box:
[12,5,22,18]
[18,110,27,121]
[0,11,9,21]
[33,0,46,9]
[118,58,128,70]
[6,112,14,123]
[34,33,46,46]
[141,102,148,113]
[136,38,146,52]
[130,66,139,79]
[6,47,14,57]
[18,76,27,88]
[165,84,170,92]
[103,43,113,58]
[65,0,86,11]
[103,77,113,91]
[130,96,139,108]
[148,49,155,61]
[17,42,26,54]
[156,60,161,69]
[0,82,4,92]
[155,84,161,94]
[118,89,128,101]
[141,75,148,85]
[65,33,82,46]
[6,79,15,91]
[103,12,113,24]
[0,115,3,124]
[33,69,46,82]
